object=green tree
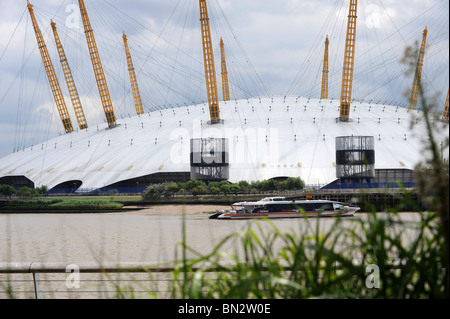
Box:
[209,186,220,195]
[250,181,262,192]
[0,185,16,198]
[18,187,34,198]
[229,184,241,195]
[260,179,276,191]
[219,180,231,187]
[186,179,206,192]
[238,181,250,193]
[191,187,205,196]
[286,177,305,190]
[208,181,220,191]
[177,182,187,192]
[167,183,180,195]
[38,185,49,195]
[105,189,119,196]
[220,184,230,195]
[277,180,288,191]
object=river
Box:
[0,207,424,264]
[0,208,426,299]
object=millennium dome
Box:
[0,1,448,193]
[0,96,448,193]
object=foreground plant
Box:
[170,203,447,299]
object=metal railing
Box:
[1,260,414,299]
[0,262,177,299]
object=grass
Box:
[1,198,124,211]
[169,203,447,299]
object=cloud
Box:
[0,0,448,159]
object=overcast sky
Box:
[0,0,448,159]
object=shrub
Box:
[3,198,122,210]
[50,199,123,210]
[142,184,169,200]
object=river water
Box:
[0,209,425,299]
[0,210,423,264]
[1,211,244,264]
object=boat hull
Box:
[209,197,360,220]
[211,210,357,220]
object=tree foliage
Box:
[141,177,306,199]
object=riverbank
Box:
[123,189,425,212]
[0,198,230,215]
[0,198,125,214]
[0,188,425,213]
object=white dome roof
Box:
[0,96,448,191]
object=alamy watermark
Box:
[365,264,381,289]
[66,4,81,29]
[65,264,81,289]
[352,260,381,289]
[63,262,380,292]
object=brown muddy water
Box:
[0,207,424,298]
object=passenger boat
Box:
[209,197,360,220]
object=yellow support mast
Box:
[339,0,358,122]
[408,27,428,111]
[199,0,221,124]
[51,20,87,130]
[122,32,144,116]
[321,36,330,100]
[78,0,117,128]
[220,37,230,102]
[442,90,449,122]
[27,2,73,134]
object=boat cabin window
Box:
[297,203,332,212]
[254,202,335,213]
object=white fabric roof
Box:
[0,96,448,190]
